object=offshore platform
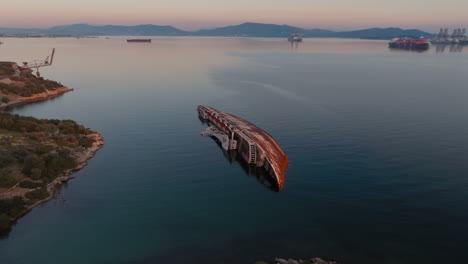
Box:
[198,106,289,190]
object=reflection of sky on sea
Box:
[0,37,468,264]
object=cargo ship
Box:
[126,39,151,43]
[388,38,429,50]
[198,106,289,190]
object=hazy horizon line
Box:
[0,21,446,33]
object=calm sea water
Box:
[1,37,468,264]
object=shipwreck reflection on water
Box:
[221,147,280,192]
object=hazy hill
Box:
[0,23,435,39]
[195,22,305,37]
[302,28,337,38]
[193,23,434,39]
[335,27,434,39]
[0,27,40,35]
[46,24,187,36]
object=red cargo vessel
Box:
[388,38,429,50]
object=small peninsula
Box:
[0,61,103,235]
[0,61,72,108]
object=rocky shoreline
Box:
[0,63,105,234]
[13,132,105,222]
[0,86,73,109]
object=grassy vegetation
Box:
[0,61,103,236]
[0,196,27,231]
[0,168,16,188]
[0,62,16,76]
[0,112,99,233]
[24,188,49,201]
[19,180,45,189]
[0,61,63,98]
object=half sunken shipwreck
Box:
[198,105,289,189]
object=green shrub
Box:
[0,154,16,168]
[24,188,49,201]
[41,154,76,180]
[8,75,23,82]
[35,144,53,155]
[30,168,42,180]
[0,112,93,135]
[22,154,45,177]
[79,137,95,148]
[19,180,44,189]
[0,62,15,76]
[0,214,10,231]
[1,97,10,104]
[0,196,26,218]
[0,69,62,97]
[0,168,17,188]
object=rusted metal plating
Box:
[198,105,289,189]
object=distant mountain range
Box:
[0,22,435,39]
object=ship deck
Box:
[200,106,289,189]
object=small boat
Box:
[126,39,151,43]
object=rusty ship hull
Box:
[198,105,289,189]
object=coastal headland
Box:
[0,60,104,235]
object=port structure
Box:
[198,105,289,189]
[19,48,55,77]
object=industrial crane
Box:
[20,48,55,77]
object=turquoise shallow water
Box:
[1,37,468,264]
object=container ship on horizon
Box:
[126,39,151,43]
[388,38,429,50]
